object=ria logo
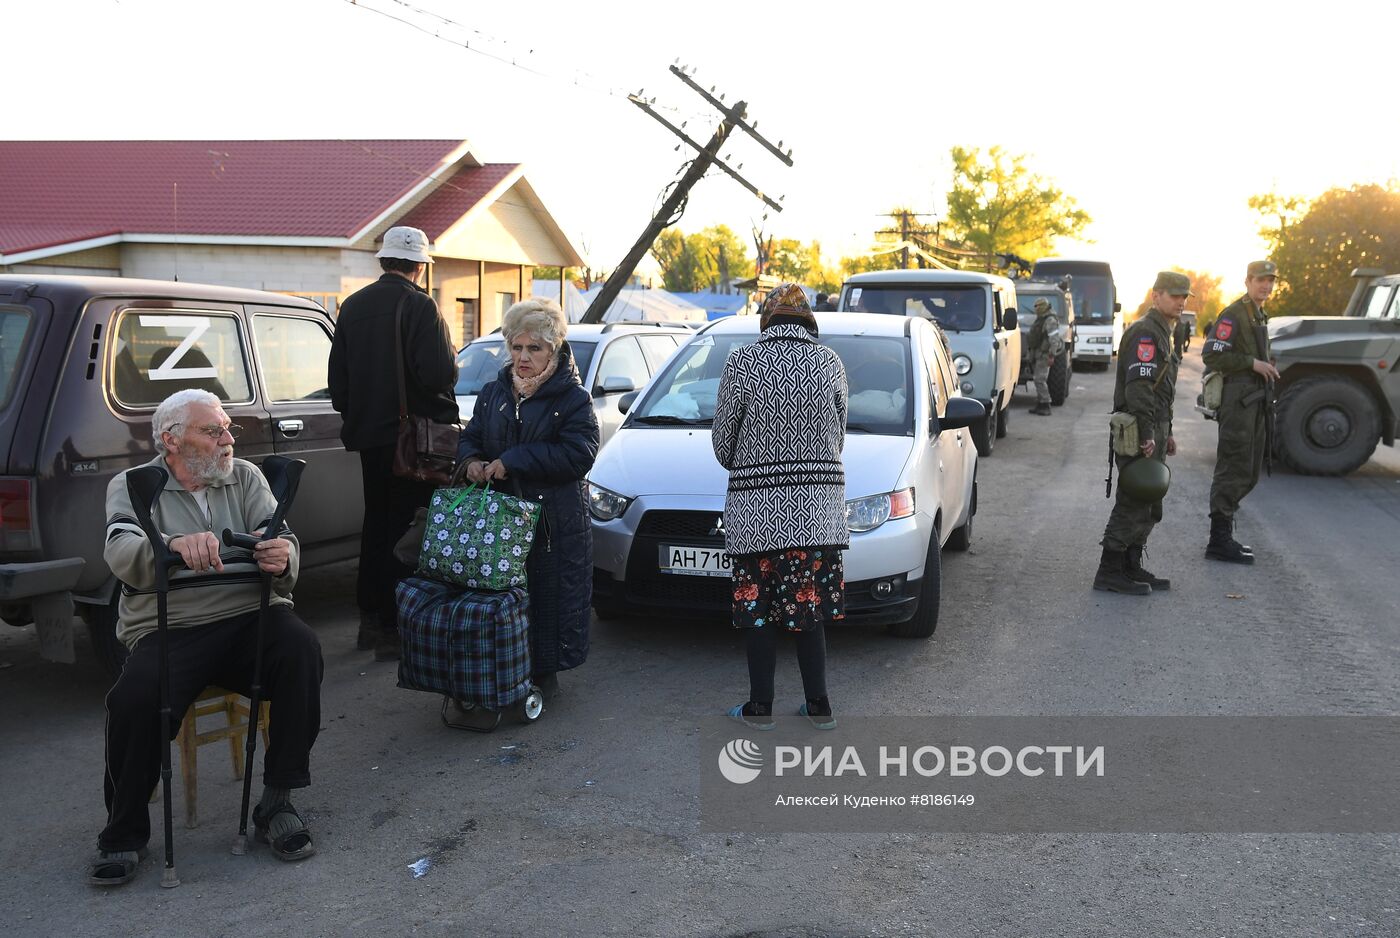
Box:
[717,739,763,784]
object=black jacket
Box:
[328,273,458,451]
[458,344,600,672]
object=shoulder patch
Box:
[1136,336,1156,363]
[1215,319,1233,341]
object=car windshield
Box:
[845,284,988,332]
[0,307,31,409]
[1034,263,1116,324]
[632,332,913,435]
[454,339,597,395]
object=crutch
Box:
[124,465,186,889]
[221,455,305,856]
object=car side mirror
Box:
[1001,309,1019,331]
[933,396,986,434]
[1114,301,1122,313]
[595,375,636,397]
[618,390,641,414]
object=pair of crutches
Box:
[124,455,305,887]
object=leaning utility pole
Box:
[579,65,792,324]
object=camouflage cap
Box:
[1152,271,1194,296]
[1247,259,1278,279]
[1032,298,1052,313]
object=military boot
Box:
[1205,515,1254,565]
[1029,401,1052,416]
[1228,519,1255,556]
[1124,545,1170,590]
[1093,547,1151,594]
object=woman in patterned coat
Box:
[711,283,849,730]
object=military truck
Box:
[1268,268,1400,475]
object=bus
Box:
[1032,258,1120,370]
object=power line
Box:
[342,0,712,124]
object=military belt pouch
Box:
[1109,411,1140,457]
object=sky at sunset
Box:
[11,0,1400,302]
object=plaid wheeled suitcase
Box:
[395,577,539,726]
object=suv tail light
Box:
[0,478,36,550]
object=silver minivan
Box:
[839,270,1022,457]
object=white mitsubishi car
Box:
[587,312,983,638]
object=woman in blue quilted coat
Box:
[711,283,849,730]
[458,298,600,693]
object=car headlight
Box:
[587,482,632,521]
[846,488,915,534]
[953,354,972,375]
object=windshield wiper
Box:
[632,414,709,425]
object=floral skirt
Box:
[730,547,845,632]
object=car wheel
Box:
[974,406,996,457]
[82,590,128,682]
[1049,352,1070,405]
[1274,375,1381,476]
[889,530,940,638]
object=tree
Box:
[944,146,1091,264]
[649,224,754,292]
[1250,182,1400,316]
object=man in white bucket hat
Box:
[329,226,457,660]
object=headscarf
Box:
[758,282,818,335]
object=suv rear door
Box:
[0,292,51,476]
[248,307,361,564]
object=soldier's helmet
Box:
[1119,456,1171,503]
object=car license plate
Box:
[658,544,731,577]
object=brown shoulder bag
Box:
[392,295,460,485]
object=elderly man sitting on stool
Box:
[89,389,323,886]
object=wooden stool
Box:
[151,686,270,829]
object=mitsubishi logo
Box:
[709,515,725,536]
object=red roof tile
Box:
[397,163,520,239]
[0,140,479,257]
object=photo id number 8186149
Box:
[659,544,731,577]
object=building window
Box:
[458,298,478,344]
[498,292,516,316]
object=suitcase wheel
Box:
[519,686,545,723]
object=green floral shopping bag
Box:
[415,483,542,590]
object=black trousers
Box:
[99,606,323,852]
[357,444,436,631]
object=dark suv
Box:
[0,275,362,675]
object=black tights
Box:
[746,623,827,705]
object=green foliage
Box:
[945,146,1091,262]
[1251,182,1400,316]
[765,238,841,292]
[649,225,755,292]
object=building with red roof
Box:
[0,140,582,344]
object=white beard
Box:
[185,448,234,485]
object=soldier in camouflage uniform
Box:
[1093,271,1191,595]
[1025,298,1059,416]
[1202,260,1279,564]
